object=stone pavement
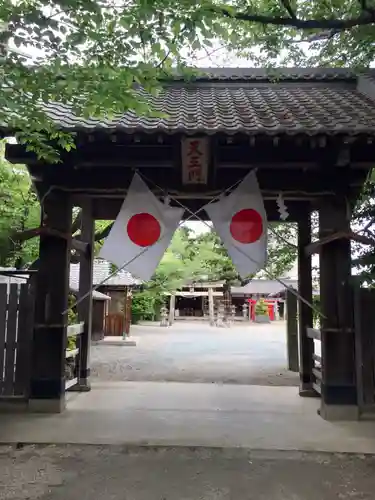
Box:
[2,382,375,454]
[1,323,373,499]
[91,321,299,386]
[1,445,375,500]
[3,382,375,499]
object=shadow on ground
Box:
[1,445,374,500]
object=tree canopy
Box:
[0,142,40,267]
[144,224,296,295]
[221,0,375,67]
[1,0,375,284]
[351,178,375,285]
[1,0,375,158]
[0,0,225,158]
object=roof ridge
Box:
[164,67,368,82]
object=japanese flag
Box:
[204,171,267,279]
[99,173,184,281]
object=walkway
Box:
[2,323,375,499]
[1,444,374,500]
[2,382,375,453]
[91,321,299,386]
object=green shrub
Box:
[313,295,321,328]
[67,293,77,350]
[131,290,165,322]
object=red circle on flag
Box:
[230,209,263,244]
[127,213,161,247]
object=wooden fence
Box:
[0,283,34,399]
[306,285,375,411]
[0,276,85,398]
[65,322,84,390]
[306,327,322,395]
[354,287,375,413]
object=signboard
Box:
[181,137,209,184]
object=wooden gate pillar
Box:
[76,199,94,390]
[298,207,315,395]
[319,197,357,420]
[29,191,72,412]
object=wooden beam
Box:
[7,137,375,169]
[11,227,42,242]
[42,228,88,254]
[5,143,176,167]
[87,197,305,222]
[306,327,321,341]
[28,163,367,195]
[10,226,89,254]
[305,230,375,256]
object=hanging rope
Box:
[61,176,245,315]
[136,170,326,320]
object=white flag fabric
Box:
[203,171,267,279]
[99,173,184,281]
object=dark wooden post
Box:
[319,197,357,420]
[298,207,315,395]
[29,191,72,412]
[286,290,298,372]
[76,199,94,390]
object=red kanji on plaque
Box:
[181,137,209,185]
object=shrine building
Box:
[3,67,375,420]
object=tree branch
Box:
[94,222,113,242]
[280,0,296,19]
[71,209,82,234]
[219,6,375,31]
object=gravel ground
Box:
[1,445,375,500]
[91,322,299,386]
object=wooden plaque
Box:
[181,137,209,184]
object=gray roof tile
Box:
[42,68,375,136]
[70,259,141,289]
[69,273,111,301]
[184,67,359,81]
[231,279,298,295]
[0,267,111,300]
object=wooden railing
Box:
[65,322,84,390]
[307,327,322,395]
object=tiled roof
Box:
[42,68,375,136]
[70,259,141,289]
[231,279,298,295]
[69,278,111,301]
[0,267,111,300]
[176,67,359,81]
